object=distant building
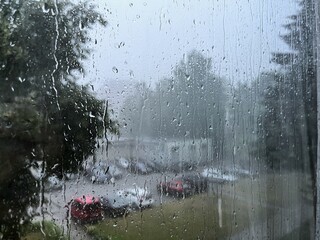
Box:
[96,137,213,165]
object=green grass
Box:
[86,194,253,240]
[22,221,66,240]
[279,220,312,240]
[227,172,310,207]
[86,172,310,240]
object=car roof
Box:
[103,195,130,207]
[170,178,183,183]
[121,187,148,195]
[74,195,100,204]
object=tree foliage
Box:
[256,71,306,171]
[257,0,317,225]
[257,0,316,171]
[0,0,117,238]
[121,50,227,143]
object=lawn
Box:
[86,193,253,240]
[86,172,310,240]
[22,221,66,240]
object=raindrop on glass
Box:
[112,67,118,73]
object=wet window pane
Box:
[0,0,318,239]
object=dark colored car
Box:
[68,195,103,223]
[108,164,123,180]
[100,195,130,218]
[169,161,197,173]
[157,174,207,197]
[130,161,152,174]
[86,161,123,182]
[90,167,113,183]
[182,173,208,193]
[144,160,167,173]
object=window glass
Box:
[0,0,318,239]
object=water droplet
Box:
[5,120,12,129]
[79,20,85,30]
[136,15,140,19]
[117,42,125,48]
[129,70,134,78]
[42,3,50,13]
[18,77,25,83]
[129,3,133,7]
[185,74,190,80]
[112,67,118,73]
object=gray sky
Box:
[79,0,299,108]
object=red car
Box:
[68,195,103,223]
[157,174,208,197]
[157,176,193,197]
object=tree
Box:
[0,1,117,238]
[121,50,227,146]
[121,82,153,137]
[272,0,317,173]
[256,71,306,171]
[258,0,317,222]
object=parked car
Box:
[100,195,131,218]
[86,161,123,183]
[181,173,208,193]
[65,172,78,181]
[157,174,207,197]
[130,161,152,174]
[68,195,103,223]
[116,157,130,169]
[108,164,123,179]
[89,166,113,184]
[44,175,63,191]
[200,168,237,183]
[169,161,197,173]
[117,187,154,209]
[157,176,192,197]
[144,160,167,173]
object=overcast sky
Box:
[79,0,300,108]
